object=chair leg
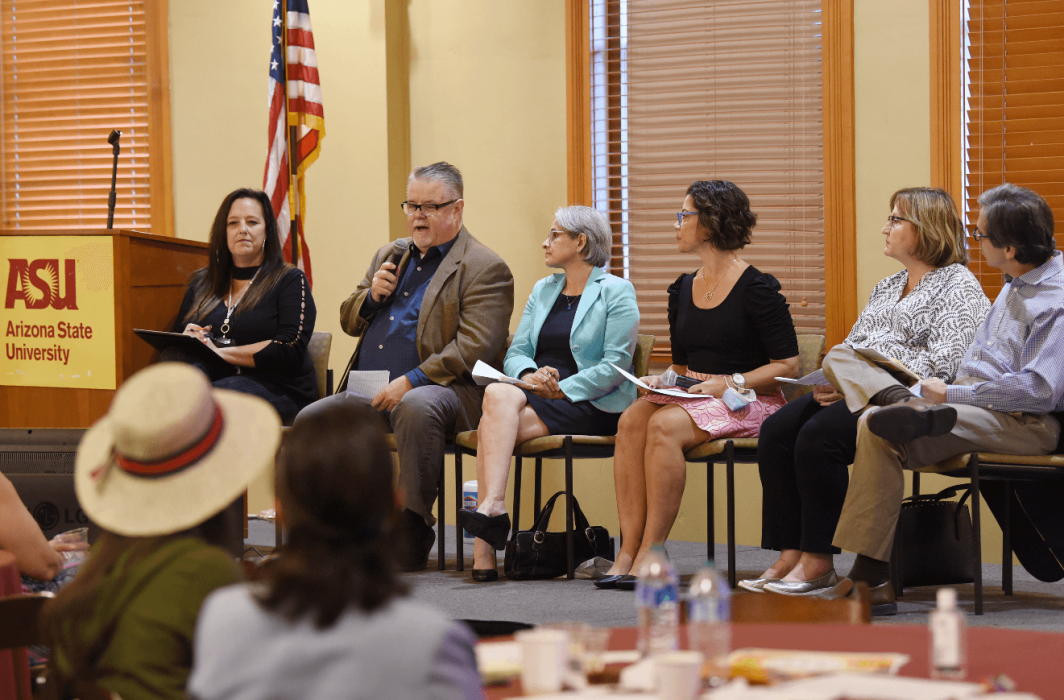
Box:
[455,448,465,572]
[891,523,904,598]
[513,456,523,536]
[1003,480,1013,596]
[535,458,543,516]
[275,516,283,549]
[726,441,736,588]
[912,471,921,497]
[565,437,575,580]
[970,454,983,615]
[706,461,715,565]
[437,457,446,572]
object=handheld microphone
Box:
[382,239,409,269]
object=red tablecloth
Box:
[486,623,1064,698]
[0,550,31,700]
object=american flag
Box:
[264,0,324,285]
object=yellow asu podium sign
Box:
[3,235,117,390]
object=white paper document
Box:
[346,370,390,400]
[471,360,534,389]
[776,368,827,386]
[609,362,694,399]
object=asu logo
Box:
[4,259,78,310]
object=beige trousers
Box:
[822,345,1061,561]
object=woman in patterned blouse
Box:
[742,187,990,597]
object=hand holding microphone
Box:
[370,239,410,302]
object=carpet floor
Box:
[246,520,1064,633]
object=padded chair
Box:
[682,333,827,587]
[894,451,1064,615]
[452,334,656,578]
[307,331,334,398]
[730,581,871,624]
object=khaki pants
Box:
[822,345,1060,561]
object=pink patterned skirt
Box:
[639,370,787,440]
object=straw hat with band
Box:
[75,362,281,537]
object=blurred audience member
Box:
[44,363,281,700]
[189,401,483,700]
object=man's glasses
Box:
[677,211,698,226]
[400,200,458,216]
[970,229,989,242]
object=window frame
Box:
[564,0,857,349]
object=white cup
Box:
[517,629,569,695]
[655,650,704,700]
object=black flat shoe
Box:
[615,575,637,591]
[867,398,957,444]
[594,574,626,590]
[457,510,511,550]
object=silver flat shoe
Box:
[736,577,780,593]
[763,570,838,596]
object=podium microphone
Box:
[106,129,121,229]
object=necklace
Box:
[561,293,580,310]
[699,258,737,301]
[220,270,259,340]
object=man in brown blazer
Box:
[296,162,514,571]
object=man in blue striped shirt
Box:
[824,184,1064,614]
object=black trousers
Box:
[758,392,858,554]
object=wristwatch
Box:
[731,373,746,390]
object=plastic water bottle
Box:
[687,561,731,684]
[930,587,967,680]
[462,480,478,542]
[635,545,679,657]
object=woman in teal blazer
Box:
[458,205,639,581]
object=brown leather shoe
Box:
[813,577,897,616]
[867,398,957,444]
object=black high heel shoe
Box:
[472,550,499,583]
[457,510,511,550]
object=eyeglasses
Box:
[970,229,989,242]
[677,211,698,226]
[546,229,573,245]
[886,215,911,227]
[400,199,458,216]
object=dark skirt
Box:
[522,390,621,436]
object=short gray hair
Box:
[554,205,612,267]
[408,162,464,199]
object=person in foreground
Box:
[598,180,800,589]
[188,401,484,700]
[170,188,318,425]
[296,162,514,572]
[741,188,990,598]
[818,183,1064,615]
[457,206,639,582]
[0,472,88,592]
[44,362,281,700]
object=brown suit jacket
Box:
[337,227,514,431]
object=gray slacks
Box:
[822,345,1060,561]
[295,385,460,526]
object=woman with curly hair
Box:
[597,181,800,587]
[188,401,483,699]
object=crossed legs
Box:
[472,383,549,570]
[606,401,709,576]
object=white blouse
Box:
[845,263,991,383]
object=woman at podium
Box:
[167,188,318,424]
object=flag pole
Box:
[281,1,300,264]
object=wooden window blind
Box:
[964,0,1064,300]
[0,0,171,233]
[590,0,825,360]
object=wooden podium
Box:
[1,230,208,428]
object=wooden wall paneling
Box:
[930,0,963,205]
[821,0,858,348]
[145,0,175,237]
[112,233,132,387]
[565,0,593,207]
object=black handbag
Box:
[504,491,613,580]
[898,484,975,587]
